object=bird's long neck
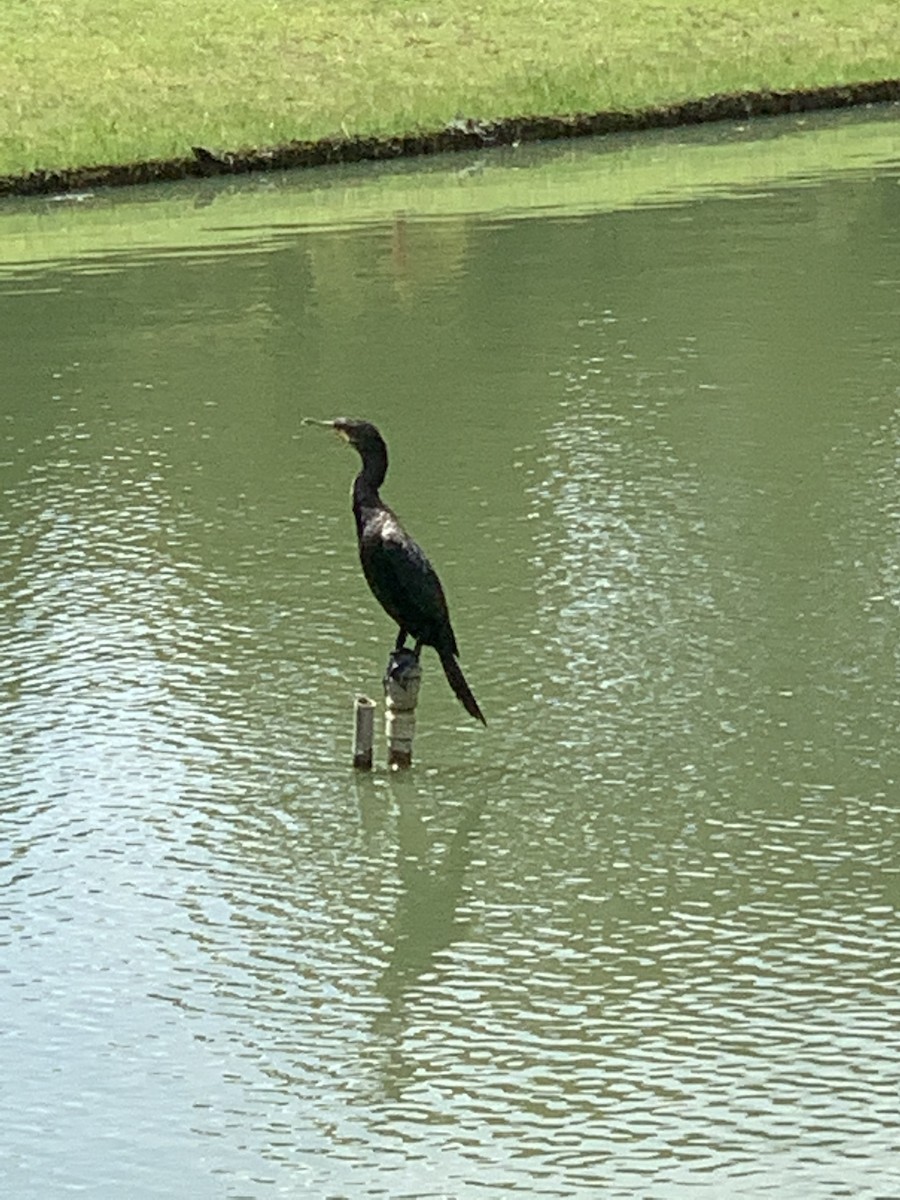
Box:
[351,440,388,533]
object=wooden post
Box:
[352,695,376,770]
[383,649,422,768]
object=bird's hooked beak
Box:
[302,417,350,443]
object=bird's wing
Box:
[362,521,456,650]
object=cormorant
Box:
[319,418,486,725]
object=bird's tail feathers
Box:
[439,650,487,726]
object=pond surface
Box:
[1,110,899,1199]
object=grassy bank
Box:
[2,0,899,179]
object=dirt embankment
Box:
[2,79,898,198]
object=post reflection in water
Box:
[1,112,899,1199]
[362,776,489,1101]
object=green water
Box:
[1,111,898,1198]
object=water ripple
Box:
[3,147,900,1199]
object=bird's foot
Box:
[385,647,420,686]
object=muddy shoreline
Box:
[2,79,898,199]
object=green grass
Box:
[2,0,899,177]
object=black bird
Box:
[319,418,486,725]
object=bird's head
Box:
[305,417,386,455]
[304,418,388,479]
[330,418,382,449]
